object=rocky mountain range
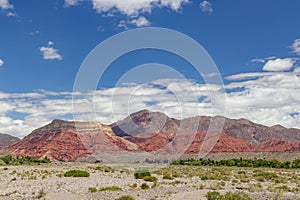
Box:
[3,110,300,161]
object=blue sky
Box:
[0,0,300,137]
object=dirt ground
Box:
[0,162,299,200]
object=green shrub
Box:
[134,170,151,179]
[36,189,46,199]
[207,191,223,200]
[224,191,252,200]
[130,183,137,188]
[88,187,97,193]
[100,186,122,191]
[94,165,115,173]
[143,176,157,182]
[141,183,149,190]
[162,174,173,180]
[253,172,278,181]
[209,182,223,190]
[207,191,252,200]
[115,195,135,200]
[64,170,90,177]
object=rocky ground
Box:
[0,163,299,200]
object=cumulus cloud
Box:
[65,0,189,16]
[65,0,189,27]
[39,41,63,61]
[200,1,213,14]
[0,58,3,67]
[0,0,13,9]
[130,16,151,27]
[262,58,296,71]
[91,0,189,16]
[292,39,300,55]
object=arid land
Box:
[0,161,299,200]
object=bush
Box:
[143,176,157,182]
[36,189,46,199]
[115,195,135,200]
[64,170,90,177]
[134,170,151,179]
[163,174,173,180]
[224,191,252,200]
[207,191,223,200]
[88,187,97,193]
[100,186,122,191]
[207,191,252,200]
[94,165,115,173]
[141,183,149,190]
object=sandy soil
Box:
[0,163,299,200]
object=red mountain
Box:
[5,110,300,161]
[5,120,137,161]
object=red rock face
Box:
[5,120,137,161]
[258,140,300,152]
[5,110,300,161]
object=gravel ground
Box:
[0,163,299,200]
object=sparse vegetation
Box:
[207,191,252,200]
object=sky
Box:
[0,0,300,138]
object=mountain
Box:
[5,120,137,161]
[5,110,300,161]
[0,133,20,149]
[111,110,300,153]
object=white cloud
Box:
[262,58,296,71]
[91,0,189,16]
[0,59,3,67]
[6,11,15,17]
[130,16,151,27]
[29,31,40,36]
[2,71,300,138]
[118,20,129,30]
[64,0,80,7]
[291,39,300,55]
[251,58,265,63]
[225,72,276,81]
[0,0,13,10]
[294,67,300,73]
[65,0,189,26]
[39,41,63,61]
[200,1,213,14]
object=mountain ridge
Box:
[3,110,300,161]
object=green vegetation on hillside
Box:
[0,155,51,165]
[171,158,300,169]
